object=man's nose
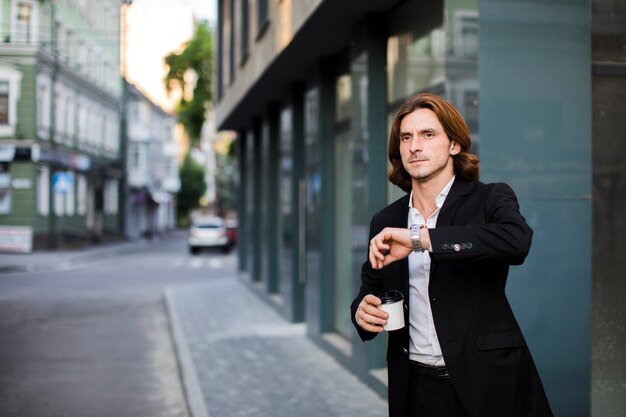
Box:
[409,136,422,152]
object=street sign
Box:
[53,172,74,194]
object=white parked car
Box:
[188,217,230,254]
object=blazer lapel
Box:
[435,177,476,228]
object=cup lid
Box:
[379,290,403,304]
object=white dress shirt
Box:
[407,176,455,366]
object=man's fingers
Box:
[357,310,386,332]
[369,237,391,270]
[359,298,387,319]
[363,294,382,306]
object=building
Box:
[214,1,625,416]
[0,0,123,250]
[124,82,179,240]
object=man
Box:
[351,93,553,417]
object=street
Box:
[0,236,236,417]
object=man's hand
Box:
[355,294,388,332]
[369,227,414,269]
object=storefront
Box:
[216,1,625,415]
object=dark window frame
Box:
[256,0,270,40]
[240,0,249,66]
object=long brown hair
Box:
[387,93,480,192]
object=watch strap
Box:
[410,224,426,252]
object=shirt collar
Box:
[408,176,456,211]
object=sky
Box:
[186,0,216,22]
[124,0,215,112]
[132,0,216,22]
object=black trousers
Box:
[408,364,469,417]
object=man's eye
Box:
[401,135,410,141]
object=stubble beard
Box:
[404,157,454,185]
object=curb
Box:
[164,287,210,417]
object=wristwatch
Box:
[410,224,427,252]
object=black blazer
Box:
[351,178,553,417]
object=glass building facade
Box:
[216,0,625,415]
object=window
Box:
[104,179,119,215]
[66,93,75,143]
[130,101,141,123]
[66,29,73,64]
[65,172,75,216]
[163,156,172,179]
[0,66,23,136]
[77,40,86,70]
[100,113,106,149]
[110,115,119,155]
[227,0,235,83]
[76,174,87,215]
[86,48,93,79]
[78,0,88,16]
[54,87,65,140]
[0,82,9,125]
[39,2,51,47]
[14,2,34,43]
[77,98,87,144]
[453,11,479,58]
[37,165,49,216]
[130,144,138,171]
[164,124,173,141]
[97,112,104,148]
[240,0,249,64]
[37,74,51,139]
[165,156,178,178]
[0,164,11,215]
[89,107,97,146]
[55,20,66,57]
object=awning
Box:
[149,188,171,204]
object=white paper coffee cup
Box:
[378,290,405,331]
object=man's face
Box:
[399,108,460,184]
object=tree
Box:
[164,21,212,147]
[177,153,207,225]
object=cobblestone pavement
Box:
[165,277,388,417]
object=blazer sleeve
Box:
[429,182,533,265]
[350,212,384,342]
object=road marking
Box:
[190,259,204,269]
[207,259,222,268]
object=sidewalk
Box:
[0,233,183,274]
[165,278,389,417]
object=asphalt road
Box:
[0,237,237,417]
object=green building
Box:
[214,1,625,416]
[0,0,123,250]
